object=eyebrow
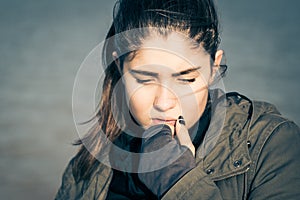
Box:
[129,69,159,77]
[171,66,201,77]
[129,66,202,77]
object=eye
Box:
[136,78,154,84]
[177,78,196,83]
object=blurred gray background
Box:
[0,0,299,199]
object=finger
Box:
[175,116,195,156]
[164,124,175,137]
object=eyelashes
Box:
[136,79,153,84]
[135,78,196,84]
[177,78,196,83]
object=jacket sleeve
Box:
[138,125,196,199]
[248,121,300,199]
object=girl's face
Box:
[121,32,222,130]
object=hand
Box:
[138,117,196,198]
[175,116,195,157]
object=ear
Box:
[112,51,121,72]
[214,49,223,66]
[209,50,224,84]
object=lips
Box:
[151,118,177,126]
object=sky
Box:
[0,0,299,199]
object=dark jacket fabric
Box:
[106,103,211,200]
[55,93,300,200]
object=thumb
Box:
[175,116,195,157]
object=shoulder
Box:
[221,91,299,141]
[224,93,300,197]
[248,99,299,146]
[220,91,300,162]
[248,99,300,162]
[55,152,112,200]
[55,156,79,199]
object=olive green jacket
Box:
[56,94,300,200]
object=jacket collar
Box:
[196,92,253,181]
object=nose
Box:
[153,84,176,112]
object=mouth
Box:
[151,118,177,126]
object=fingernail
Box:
[178,115,185,125]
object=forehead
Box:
[125,32,210,69]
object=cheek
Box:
[180,90,208,128]
[125,84,155,125]
[181,69,210,127]
[129,91,151,113]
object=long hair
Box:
[73,0,224,181]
